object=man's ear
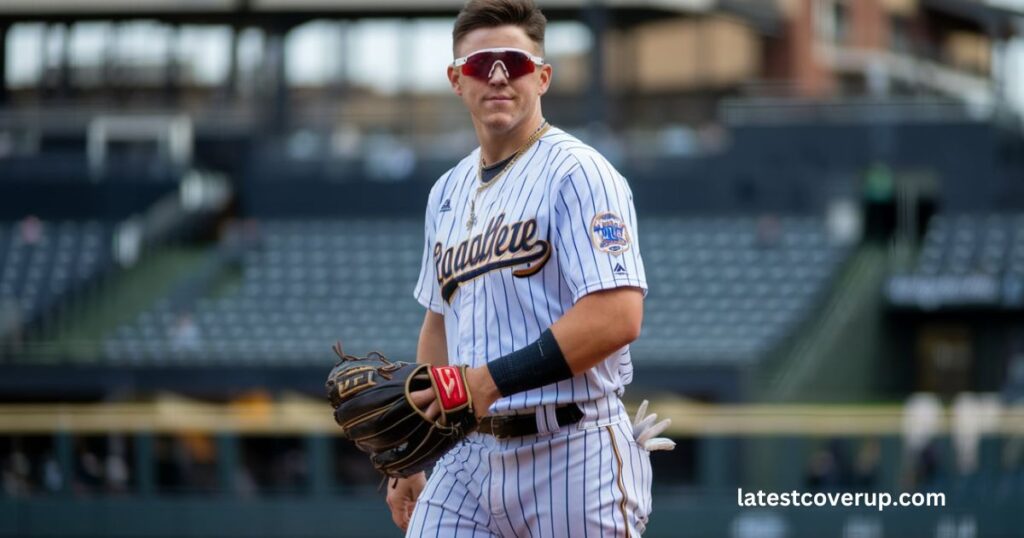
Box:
[537,64,553,96]
[447,65,463,96]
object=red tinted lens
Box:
[461,50,536,80]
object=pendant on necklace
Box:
[466,199,477,230]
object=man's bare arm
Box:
[387,309,447,531]
[464,287,644,414]
[417,310,448,367]
[550,287,644,373]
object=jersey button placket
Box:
[474,278,490,368]
[456,282,476,368]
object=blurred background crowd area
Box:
[1,0,1024,536]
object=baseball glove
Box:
[325,343,478,478]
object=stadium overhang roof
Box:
[922,0,1024,26]
[0,0,720,24]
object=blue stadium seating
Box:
[914,214,1024,277]
[0,220,110,339]
[633,216,849,364]
[103,217,850,366]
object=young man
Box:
[391,1,657,535]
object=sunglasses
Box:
[453,47,545,81]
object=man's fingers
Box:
[410,388,442,420]
[389,504,405,530]
[410,388,435,409]
[386,473,425,531]
[395,500,415,531]
[387,492,403,529]
[425,399,441,420]
[389,493,415,531]
[404,501,416,529]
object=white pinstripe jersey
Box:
[414,126,647,413]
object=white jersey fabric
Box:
[409,125,654,538]
[414,126,648,413]
[406,411,653,537]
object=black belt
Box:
[477,403,584,439]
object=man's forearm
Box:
[550,287,644,374]
[469,287,644,412]
[417,310,449,367]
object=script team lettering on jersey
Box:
[433,213,551,302]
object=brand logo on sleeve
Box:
[591,212,631,256]
[439,199,452,212]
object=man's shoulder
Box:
[540,127,620,180]
[542,128,616,167]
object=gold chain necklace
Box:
[466,121,551,230]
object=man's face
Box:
[448,25,552,134]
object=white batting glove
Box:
[632,400,676,451]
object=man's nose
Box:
[487,60,510,84]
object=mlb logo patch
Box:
[590,212,630,255]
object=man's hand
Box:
[386,472,426,531]
[328,351,478,478]
[410,365,500,421]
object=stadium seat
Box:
[103,216,850,366]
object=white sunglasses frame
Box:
[452,47,545,79]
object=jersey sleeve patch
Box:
[590,211,631,256]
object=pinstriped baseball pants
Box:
[406,401,653,538]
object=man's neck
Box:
[477,115,546,166]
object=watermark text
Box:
[737,488,945,512]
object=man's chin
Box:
[477,113,518,133]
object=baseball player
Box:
[389,1,672,535]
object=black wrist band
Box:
[486,328,573,397]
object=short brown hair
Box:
[452,0,547,54]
